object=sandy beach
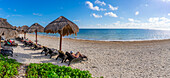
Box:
[11,33,170,78]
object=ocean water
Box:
[36,29,170,41]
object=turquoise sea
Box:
[36,29,170,41]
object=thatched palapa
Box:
[27,23,44,33]
[44,16,79,36]
[0,18,18,39]
[27,23,44,44]
[44,16,79,50]
[0,18,18,50]
[12,26,17,30]
[20,25,29,32]
[20,25,29,39]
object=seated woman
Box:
[70,51,83,58]
[6,39,13,44]
[7,41,11,45]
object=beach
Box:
[12,34,170,78]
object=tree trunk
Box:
[59,34,62,51]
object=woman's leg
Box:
[75,52,83,57]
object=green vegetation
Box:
[0,54,21,77]
[26,63,92,78]
[0,55,95,78]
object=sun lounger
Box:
[48,48,58,58]
[41,46,49,54]
[15,37,23,41]
[65,52,88,66]
[0,49,13,57]
[30,44,43,50]
[23,41,33,47]
[56,51,66,63]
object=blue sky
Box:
[0,0,170,29]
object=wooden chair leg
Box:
[56,56,59,60]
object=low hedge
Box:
[0,54,21,77]
[26,63,92,78]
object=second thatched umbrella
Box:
[20,25,29,39]
[44,16,79,50]
[0,18,18,51]
[27,23,44,44]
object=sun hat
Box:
[70,51,73,54]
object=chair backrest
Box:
[66,52,75,59]
[43,46,48,50]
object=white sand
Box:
[11,34,170,78]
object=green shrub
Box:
[0,54,21,77]
[26,63,92,78]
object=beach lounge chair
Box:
[30,44,43,50]
[41,46,58,58]
[23,41,33,47]
[0,46,13,57]
[65,52,88,66]
[41,46,49,54]
[56,50,66,63]
[15,37,23,41]
[47,48,58,58]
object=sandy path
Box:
[11,34,170,78]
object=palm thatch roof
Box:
[0,18,18,39]
[16,26,23,34]
[20,25,29,32]
[44,16,79,36]
[13,26,17,30]
[27,23,44,33]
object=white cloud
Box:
[159,17,170,23]
[86,1,100,11]
[148,17,159,23]
[85,1,106,11]
[148,17,170,23]
[82,17,170,29]
[120,17,124,20]
[95,0,106,6]
[108,4,118,11]
[96,24,102,26]
[92,13,102,18]
[128,18,140,22]
[135,11,139,15]
[104,12,118,17]
[128,18,134,22]
[33,13,42,16]
[168,13,170,16]
[100,8,107,11]
[162,0,170,2]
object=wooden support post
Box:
[59,34,62,51]
[24,32,26,39]
[35,31,37,44]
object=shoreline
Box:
[28,33,170,43]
